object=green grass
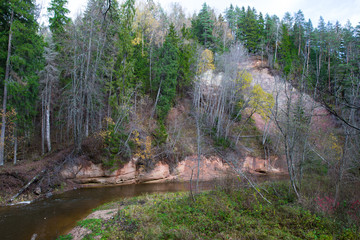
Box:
[58,182,360,240]
[56,234,72,240]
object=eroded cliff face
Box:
[60,154,285,186]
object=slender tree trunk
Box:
[196,115,201,194]
[141,30,144,56]
[0,9,14,166]
[152,78,163,118]
[149,32,155,95]
[85,21,93,138]
[223,24,227,52]
[72,30,82,154]
[149,48,152,94]
[41,95,45,155]
[46,103,51,152]
[13,125,17,165]
[306,39,310,74]
[328,52,331,92]
[298,28,301,56]
[194,78,202,194]
[317,49,322,80]
[274,23,279,65]
[121,53,127,99]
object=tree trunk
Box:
[194,79,202,194]
[306,39,310,74]
[84,21,93,138]
[298,28,301,56]
[41,96,45,155]
[274,23,279,65]
[328,52,331,92]
[0,9,14,166]
[152,78,163,118]
[46,104,51,152]
[13,125,17,165]
[196,115,201,194]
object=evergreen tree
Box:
[241,7,260,53]
[235,6,246,43]
[192,3,214,49]
[153,24,180,120]
[114,0,136,103]
[258,12,265,39]
[278,24,296,75]
[177,25,196,94]
[225,4,236,35]
[294,10,305,56]
[47,0,70,48]
[258,12,266,56]
[133,35,150,93]
[0,0,44,165]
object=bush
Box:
[98,117,133,167]
[153,122,168,146]
[213,135,232,149]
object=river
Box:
[0,182,207,240]
[0,175,287,240]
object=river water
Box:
[0,175,286,240]
[0,182,205,240]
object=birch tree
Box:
[40,38,58,154]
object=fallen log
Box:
[8,169,46,203]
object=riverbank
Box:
[59,180,359,240]
[0,143,286,207]
[0,148,78,206]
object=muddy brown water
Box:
[0,176,286,240]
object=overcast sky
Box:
[37,0,360,27]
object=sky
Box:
[37,0,360,27]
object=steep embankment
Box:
[248,58,336,135]
[3,58,317,204]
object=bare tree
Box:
[40,37,59,154]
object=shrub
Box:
[153,122,168,146]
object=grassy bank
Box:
[59,181,359,240]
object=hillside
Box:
[0,1,359,233]
[0,54,338,205]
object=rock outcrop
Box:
[61,154,285,187]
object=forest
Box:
[0,0,360,232]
